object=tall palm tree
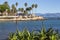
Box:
[15,2,18,16]
[24,3,27,7]
[32,4,35,8]
[3,1,10,8]
[26,7,32,14]
[3,1,9,8]
[35,4,38,13]
[11,4,17,15]
[15,2,18,11]
[29,7,32,14]
[31,4,35,14]
[18,8,25,14]
[4,1,8,5]
[24,3,27,11]
[3,1,10,15]
[16,2,18,7]
[15,2,18,31]
[35,4,38,8]
[11,4,15,13]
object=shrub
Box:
[8,27,60,40]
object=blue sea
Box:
[0,19,60,40]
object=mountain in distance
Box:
[35,13,60,18]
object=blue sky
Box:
[0,0,60,13]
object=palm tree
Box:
[26,7,32,14]
[24,10,28,14]
[31,4,35,14]
[15,2,18,31]
[18,8,24,12]
[11,4,15,13]
[3,1,10,15]
[16,2,18,7]
[35,4,38,8]
[18,8,25,14]
[15,2,18,16]
[4,1,8,6]
[24,3,27,7]
[35,4,38,13]
[32,4,35,8]
[3,1,9,8]
[24,3,28,11]
[11,4,17,15]
[3,1,10,8]
[29,7,32,14]
[15,2,18,11]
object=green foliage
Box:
[35,4,38,8]
[24,10,28,14]
[11,4,17,13]
[32,4,35,8]
[0,5,10,13]
[18,8,24,12]
[16,2,18,7]
[8,27,60,40]
[0,1,10,13]
[0,1,38,16]
[26,7,32,11]
[24,3,27,7]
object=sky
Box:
[0,0,60,14]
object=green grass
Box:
[8,27,60,40]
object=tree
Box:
[24,3,28,11]
[31,4,38,14]
[11,4,15,13]
[0,1,10,13]
[15,2,18,11]
[18,8,24,12]
[35,4,38,8]
[32,4,35,8]
[18,8,20,11]
[3,1,8,7]
[26,7,32,14]
[0,5,6,12]
[4,1,10,14]
[24,3,27,7]
[24,10,28,14]
[35,4,38,13]
[16,2,18,7]
[31,4,35,14]
[11,4,17,15]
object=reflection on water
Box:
[0,20,60,40]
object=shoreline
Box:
[0,16,44,21]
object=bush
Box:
[8,27,60,40]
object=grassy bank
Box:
[8,27,60,40]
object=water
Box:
[0,19,60,40]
